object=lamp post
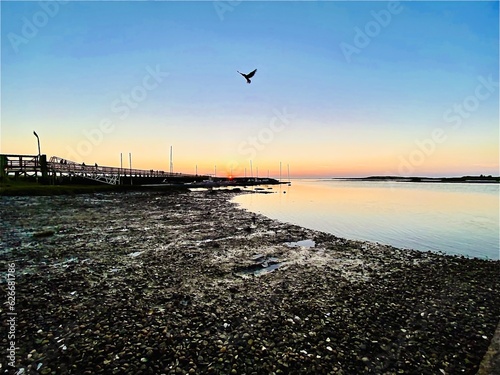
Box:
[33,131,41,182]
[33,131,41,155]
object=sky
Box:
[1,1,499,178]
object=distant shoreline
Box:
[332,175,500,183]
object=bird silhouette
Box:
[237,69,257,84]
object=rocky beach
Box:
[1,189,499,374]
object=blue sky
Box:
[1,1,498,177]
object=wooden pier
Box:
[0,154,48,179]
[0,154,207,185]
[0,154,289,188]
[1,154,285,189]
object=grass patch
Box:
[0,178,190,196]
[0,179,123,196]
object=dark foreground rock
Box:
[1,190,499,374]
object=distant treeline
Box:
[337,175,500,183]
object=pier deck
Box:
[1,154,206,185]
[1,154,283,187]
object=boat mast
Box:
[169,146,173,174]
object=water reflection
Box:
[234,180,499,259]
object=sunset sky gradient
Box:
[1,1,498,178]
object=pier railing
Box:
[0,154,202,185]
[48,156,198,185]
[0,154,45,179]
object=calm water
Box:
[233,180,500,260]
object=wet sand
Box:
[1,190,499,374]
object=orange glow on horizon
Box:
[1,134,498,178]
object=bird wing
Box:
[246,69,257,78]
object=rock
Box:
[33,230,55,238]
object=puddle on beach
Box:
[284,239,316,248]
[235,254,284,277]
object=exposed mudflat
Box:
[1,190,499,374]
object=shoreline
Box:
[1,190,499,374]
[0,178,287,197]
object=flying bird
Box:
[237,69,257,84]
